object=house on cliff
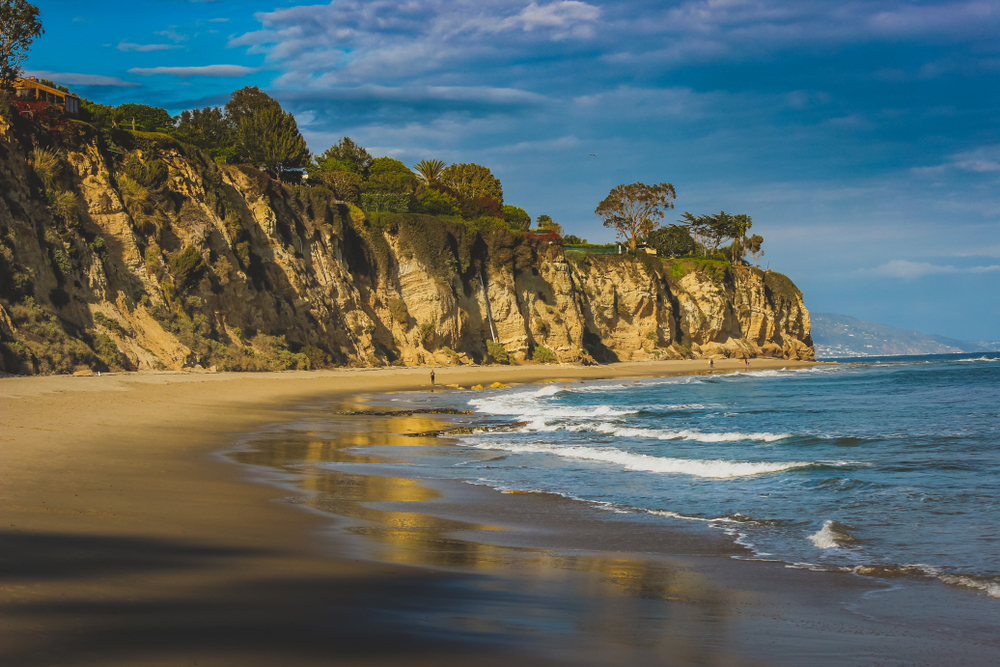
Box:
[13,77,80,116]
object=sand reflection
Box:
[231,408,735,606]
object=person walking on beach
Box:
[430,370,435,385]
[709,359,714,369]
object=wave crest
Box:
[464,442,812,479]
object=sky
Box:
[26,0,1000,341]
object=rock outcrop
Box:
[0,116,813,375]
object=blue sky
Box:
[28,0,1000,340]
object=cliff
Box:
[0,116,813,375]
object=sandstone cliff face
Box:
[0,118,813,375]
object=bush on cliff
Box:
[486,340,510,365]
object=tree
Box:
[535,214,563,235]
[413,158,446,185]
[314,171,362,204]
[733,233,764,267]
[175,107,230,148]
[440,163,503,205]
[461,196,503,220]
[680,211,751,256]
[314,137,374,178]
[115,103,174,132]
[0,0,42,91]
[370,156,411,177]
[415,187,460,216]
[235,106,309,178]
[224,86,280,128]
[594,182,676,252]
[647,225,696,258]
[502,205,531,230]
[364,156,418,194]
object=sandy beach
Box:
[4,358,998,666]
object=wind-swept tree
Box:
[235,105,309,178]
[0,0,42,91]
[680,211,751,256]
[413,158,446,185]
[595,182,676,252]
[440,163,503,205]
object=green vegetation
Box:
[486,340,510,364]
[389,298,410,326]
[535,214,562,236]
[440,163,503,204]
[595,182,676,252]
[235,105,309,178]
[502,205,531,230]
[0,0,43,91]
[532,345,557,364]
[413,158,445,185]
[647,225,696,258]
[680,210,752,256]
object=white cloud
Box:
[154,29,189,43]
[913,145,1000,175]
[117,42,182,52]
[24,70,141,87]
[128,65,257,78]
[865,259,1000,279]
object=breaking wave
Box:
[462,442,813,479]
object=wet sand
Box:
[3,360,997,665]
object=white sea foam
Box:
[463,442,812,478]
[956,355,999,363]
[591,422,792,443]
[807,520,857,549]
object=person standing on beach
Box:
[709,359,714,369]
[430,370,435,385]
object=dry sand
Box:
[9,358,993,666]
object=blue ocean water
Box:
[379,354,1000,599]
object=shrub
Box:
[419,322,436,348]
[501,205,531,230]
[93,312,127,337]
[51,248,72,282]
[414,188,460,216]
[53,190,79,226]
[117,175,152,223]
[94,333,126,371]
[486,340,510,364]
[6,298,97,374]
[346,203,365,226]
[169,245,205,290]
[389,298,410,326]
[361,192,410,213]
[532,345,557,364]
[31,148,61,192]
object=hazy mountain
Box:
[811,313,999,358]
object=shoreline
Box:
[4,358,998,665]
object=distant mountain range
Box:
[811,313,1000,358]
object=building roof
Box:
[14,77,81,100]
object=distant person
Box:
[430,370,435,385]
[743,356,749,366]
[709,359,714,368]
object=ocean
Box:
[340,353,1000,601]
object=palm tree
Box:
[412,159,447,185]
